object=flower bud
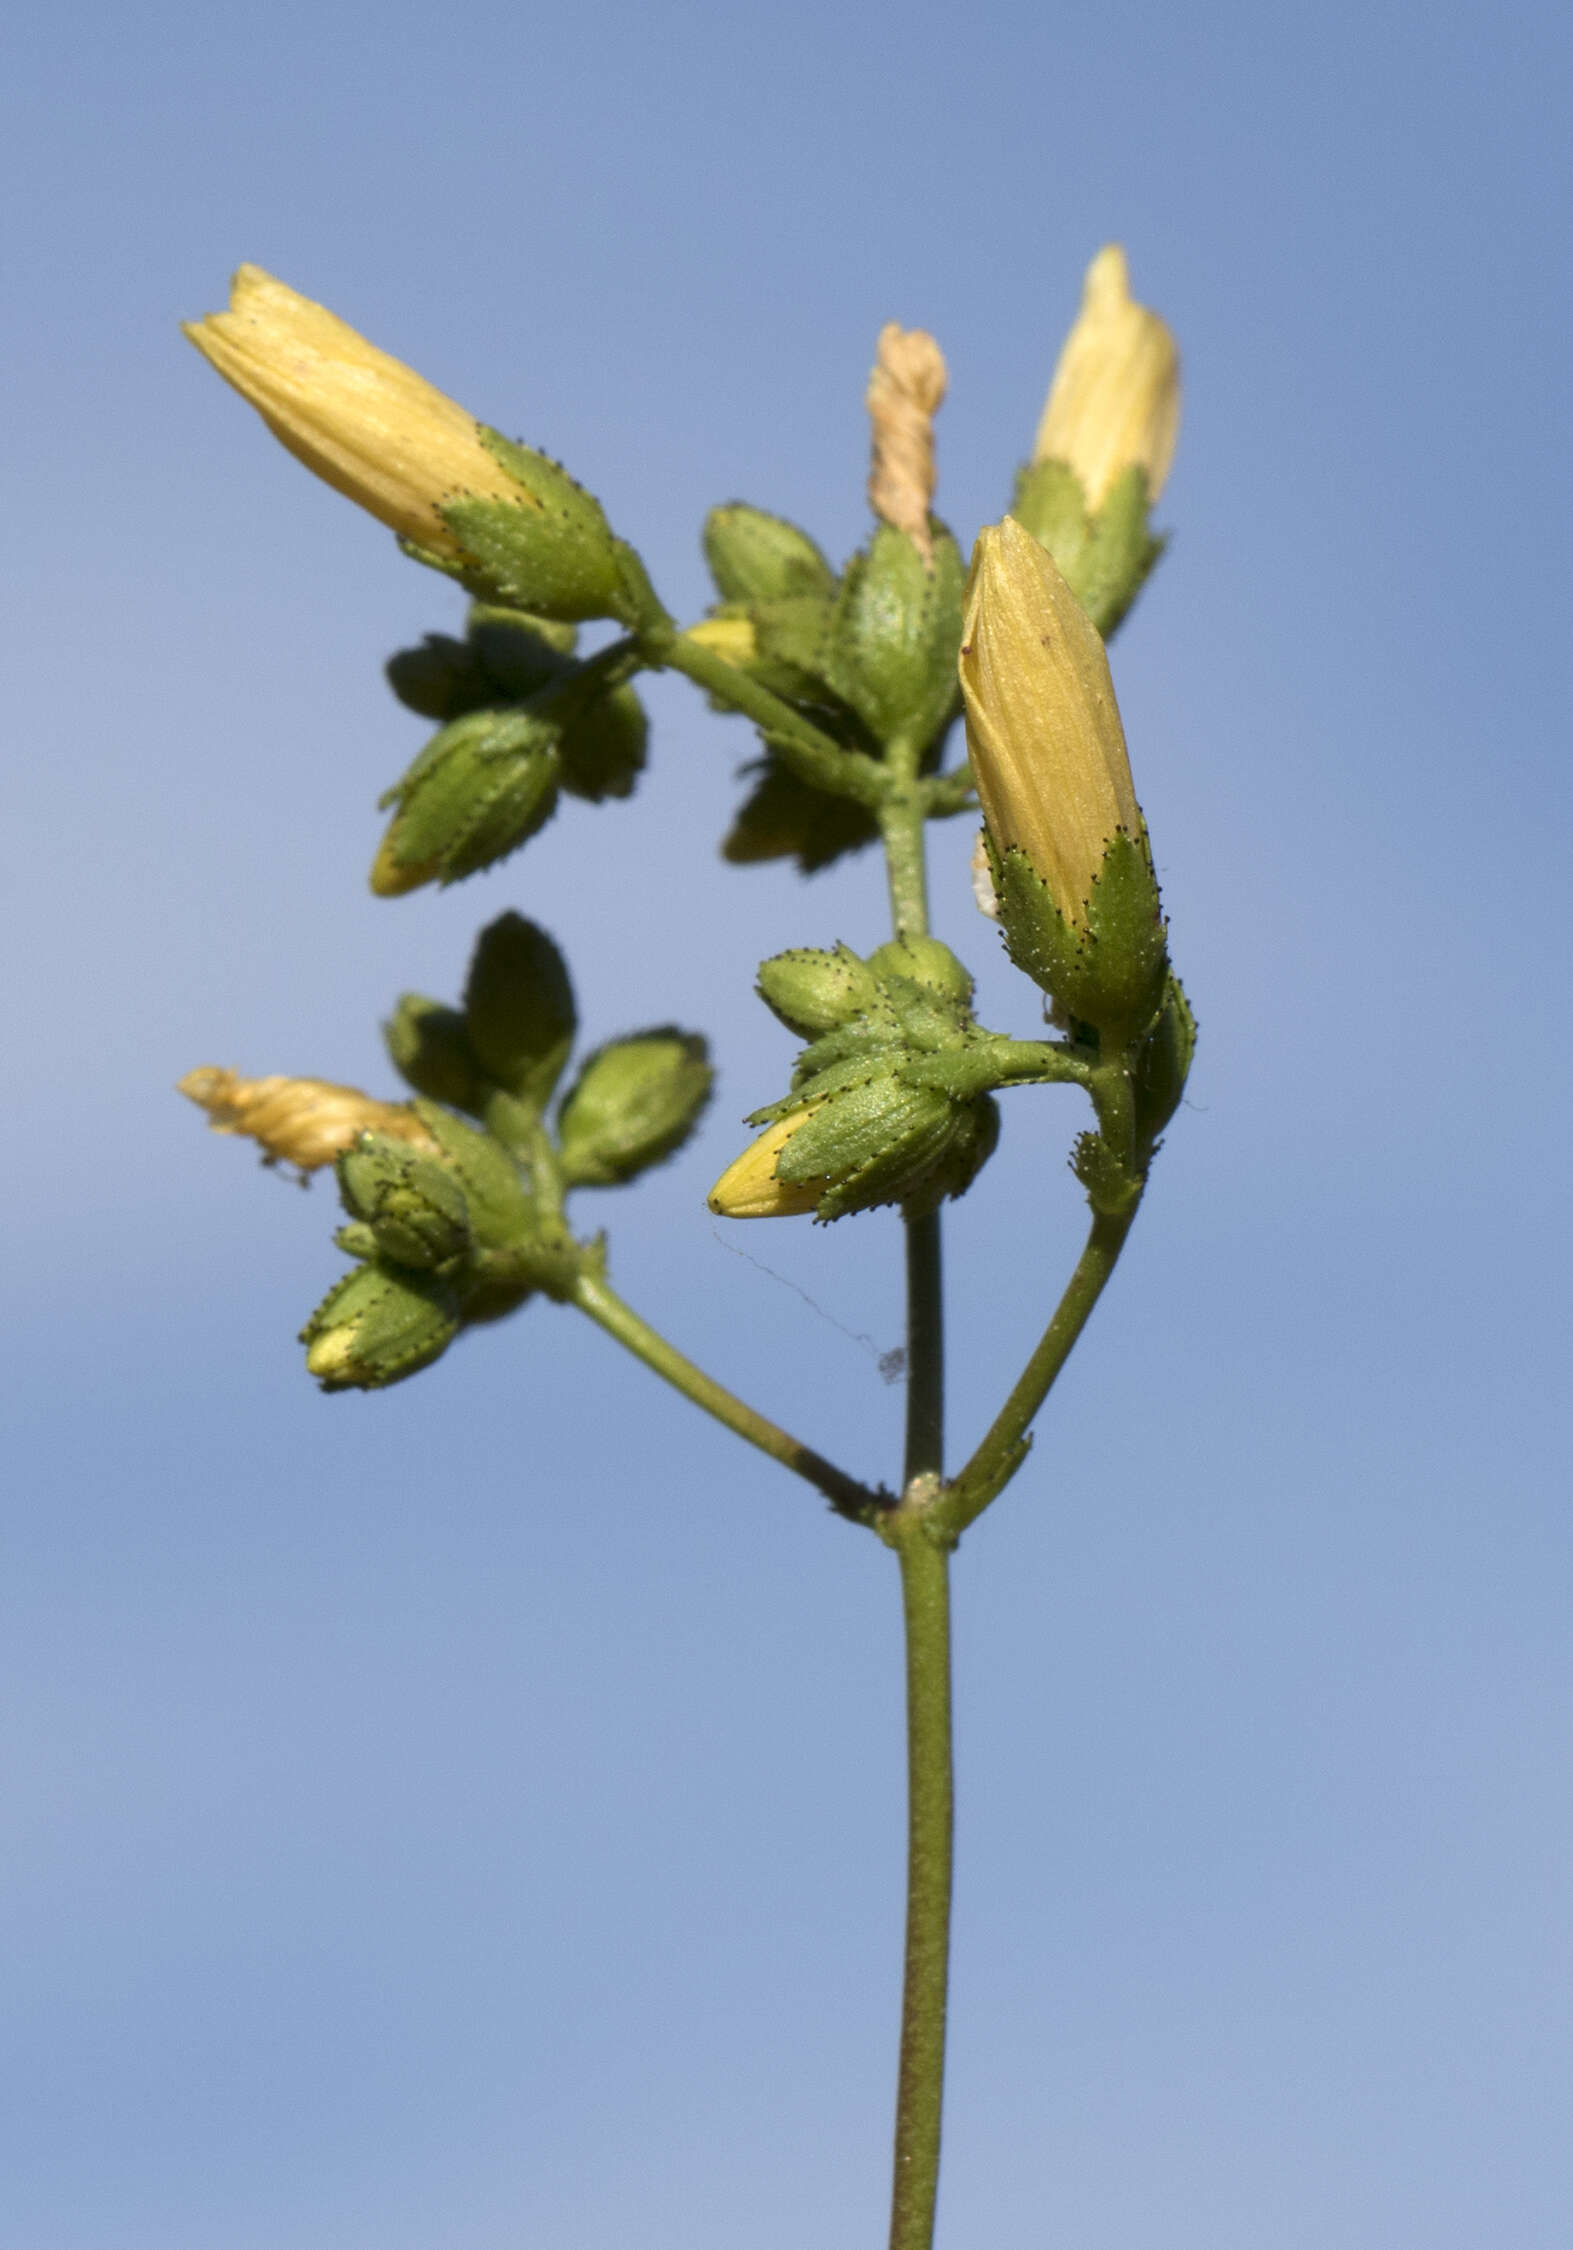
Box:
[184,266,526,558]
[178,1067,438,1172]
[383,995,484,1112]
[1032,245,1180,510]
[960,519,1138,919]
[714,1069,998,1224]
[336,1134,472,1270]
[557,1033,713,1188]
[865,937,973,1007]
[408,1102,537,1250]
[300,1262,461,1391]
[703,505,835,605]
[370,707,561,896]
[959,519,1166,1038]
[556,681,647,803]
[821,523,966,751]
[755,945,882,1039]
[462,913,576,1111]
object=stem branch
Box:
[570,1268,877,1522]
[940,1204,1137,1538]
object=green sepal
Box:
[300,1261,462,1392]
[991,830,1167,1044]
[462,913,577,1111]
[408,1102,537,1250]
[336,1134,473,1271]
[383,994,484,1112]
[558,680,647,802]
[557,1030,713,1187]
[1010,460,1164,640]
[755,944,882,1038]
[1070,1130,1143,1219]
[373,707,561,894]
[722,758,880,872]
[435,430,629,623]
[819,524,966,751]
[771,1069,999,1222]
[1131,972,1197,1152]
[703,504,836,604]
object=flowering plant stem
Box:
[570,1268,877,1524]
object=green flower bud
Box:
[762,1066,997,1222]
[383,994,484,1111]
[371,707,560,896]
[557,1031,713,1187]
[820,523,965,751]
[437,432,631,624]
[468,604,578,689]
[462,913,577,1111]
[336,1133,473,1271]
[1131,974,1197,1150]
[703,504,836,605]
[301,1262,461,1392]
[866,936,974,1006]
[558,680,647,803]
[721,758,880,873]
[755,944,882,1038]
[409,1101,537,1249]
[385,632,486,721]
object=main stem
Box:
[882,770,955,2250]
[887,1523,953,2250]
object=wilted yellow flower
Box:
[178,1067,439,1173]
[958,518,1141,927]
[183,265,525,555]
[707,1112,824,1219]
[1032,245,1180,509]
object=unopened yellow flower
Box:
[1032,245,1180,509]
[683,615,758,665]
[959,518,1141,928]
[178,1067,439,1173]
[707,1111,824,1219]
[183,265,525,555]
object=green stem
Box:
[570,1268,877,1523]
[872,744,955,2250]
[903,1210,945,1485]
[939,1204,1137,1539]
[879,785,933,942]
[659,629,885,806]
[886,1521,954,2250]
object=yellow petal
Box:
[1032,245,1180,508]
[184,266,526,554]
[707,1112,824,1218]
[959,519,1140,926]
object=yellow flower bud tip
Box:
[183,265,527,554]
[303,1326,359,1383]
[682,615,758,664]
[178,1067,440,1172]
[959,518,1142,929]
[1032,244,1180,509]
[706,1112,825,1219]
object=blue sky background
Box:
[4,1,1571,2244]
